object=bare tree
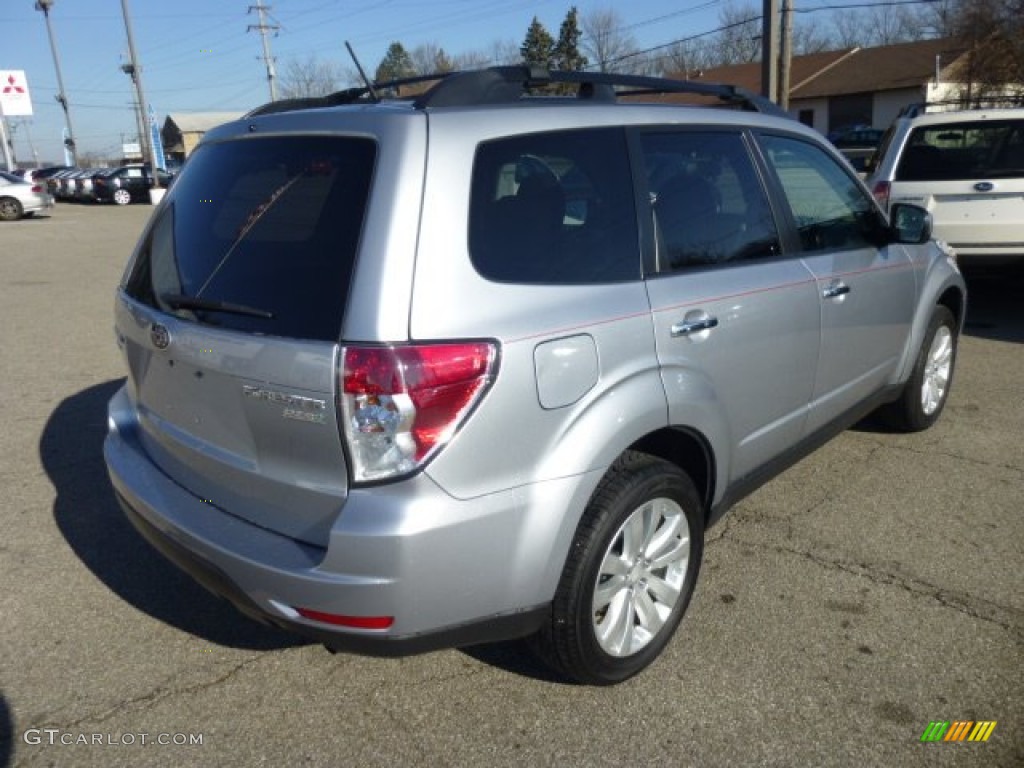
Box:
[278,54,346,99]
[410,43,454,75]
[917,0,961,38]
[581,7,638,72]
[862,3,924,46]
[657,39,716,77]
[954,0,1024,102]
[487,39,522,66]
[792,18,833,55]
[830,10,867,49]
[713,2,762,66]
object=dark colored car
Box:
[831,128,885,171]
[93,165,174,205]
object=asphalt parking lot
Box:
[1,204,1021,768]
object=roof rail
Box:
[245,66,789,118]
[898,95,1024,118]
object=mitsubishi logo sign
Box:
[0,71,33,116]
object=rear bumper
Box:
[104,385,591,652]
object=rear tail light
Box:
[31,185,43,193]
[871,180,890,210]
[339,342,498,483]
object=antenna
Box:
[345,41,379,102]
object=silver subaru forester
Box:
[105,67,966,685]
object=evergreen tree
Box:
[520,16,555,68]
[555,6,588,71]
[375,42,416,82]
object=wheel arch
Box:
[937,284,966,333]
[628,427,716,523]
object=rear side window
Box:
[125,136,376,341]
[469,128,639,284]
[896,119,1024,180]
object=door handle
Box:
[671,314,719,337]
[822,280,850,299]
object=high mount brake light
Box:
[340,342,497,483]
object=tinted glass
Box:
[896,119,1024,180]
[761,134,881,253]
[125,136,376,341]
[641,131,780,270]
[469,128,639,284]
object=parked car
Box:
[45,168,78,199]
[868,106,1024,263]
[17,165,73,184]
[105,67,966,685]
[74,168,110,202]
[0,170,54,220]
[54,169,87,201]
[93,165,174,205]
[831,127,885,171]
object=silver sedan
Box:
[0,170,55,220]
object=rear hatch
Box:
[888,117,1024,251]
[117,133,377,547]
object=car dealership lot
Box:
[1,205,1021,767]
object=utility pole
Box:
[760,0,780,103]
[34,0,78,166]
[778,0,794,110]
[248,1,279,102]
[119,0,161,192]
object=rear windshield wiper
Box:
[160,293,275,319]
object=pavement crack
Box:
[719,530,1023,638]
[29,654,265,733]
[856,435,1024,477]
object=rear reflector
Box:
[294,607,394,630]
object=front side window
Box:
[640,130,780,270]
[125,136,376,341]
[469,128,639,284]
[760,134,881,253]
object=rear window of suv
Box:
[896,119,1024,181]
[125,136,376,341]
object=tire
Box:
[532,451,704,685]
[886,306,957,432]
[0,197,23,221]
[113,188,132,206]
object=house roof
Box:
[793,38,969,98]
[666,48,856,96]
[663,37,969,101]
[163,112,245,134]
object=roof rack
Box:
[245,66,788,118]
[898,95,1024,118]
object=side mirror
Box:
[889,203,932,244]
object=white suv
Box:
[868,106,1024,264]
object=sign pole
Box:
[0,102,13,172]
